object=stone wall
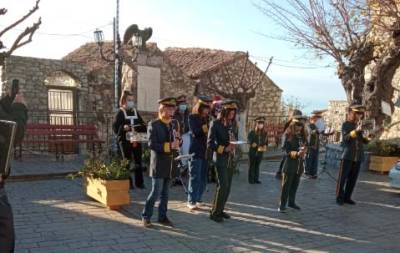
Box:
[323,100,348,132]
[1,56,90,117]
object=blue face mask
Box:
[178,104,187,112]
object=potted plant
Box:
[72,159,131,210]
[367,140,400,174]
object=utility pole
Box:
[265,56,273,73]
[114,0,122,109]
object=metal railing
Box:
[21,111,115,158]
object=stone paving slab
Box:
[10,154,86,178]
[5,160,400,253]
[9,150,283,179]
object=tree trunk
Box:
[364,47,400,126]
[337,43,375,122]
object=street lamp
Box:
[93,29,104,46]
[93,24,152,109]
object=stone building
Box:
[0,42,283,152]
[64,43,283,126]
[322,100,348,132]
[0,56,91,124]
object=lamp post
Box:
[94,22,153,109]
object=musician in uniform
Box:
[172,95,190,186]
[207,100,238,222]
[0,84,28,252]
[187,96,212,210]
[278,114,308,213]
[304,110,323,179]
[142,97,179,228]
[336,103,370,206]
[113,91,147,189]
[206,96,223,184]
[275,109,303,179]
[247,117,268,184]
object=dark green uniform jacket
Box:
[147,119,179,178]
[341,121,369,162]
[248,130,268,156]
[0,96,28,179]
[207,119,230,157]
[283,134,307,173]
[308,123,319,150]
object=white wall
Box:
[137,66,161,112]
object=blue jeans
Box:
[142,178,170,221]
[305,148,319,176]
[188,159,208,204]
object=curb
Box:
[8,172,75,182]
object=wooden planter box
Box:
[84,177,130,210]
[369,156,400,174]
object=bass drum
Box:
[180,132,191,167]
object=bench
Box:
[265,124,285,147]
[20,123,104,160]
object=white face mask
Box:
[126,101,135,109]
[178,104,187,112]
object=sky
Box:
[1,0,346,113]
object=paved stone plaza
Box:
[6,160,400,253]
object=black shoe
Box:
[222,212,231,219]
[142,219,152,228]
[172,180,182,186]
[344,199,356,205]
[278,207,286,213]
[249,181,255,184]
[275,172,282,179]
[288,204,301,210]
[255,181,262,184]
[311,175,318,179]
[136,185,146,189]
[209,214,223,222]
[158,217,174,227]
[336,199,344,206]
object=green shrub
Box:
[367,140,400,156]
[70,159,130,180]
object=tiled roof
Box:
[63,42,161,72]
[163,47,247,78]
[63,42,114,72]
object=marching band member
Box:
[207,99,238,222]
[304,111,323,179]
[187,96,212,210]
[0,81,27,252]
[247,117,268,184]
[275,109,303,179]
[278,114,308,213]
[113,91,147,189]
[172,95,190,186]
[336,103,370,206]
[206,96,223,184]
[142,97,179,228]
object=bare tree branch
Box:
[5,18,41,56]
[0,0,40,37]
